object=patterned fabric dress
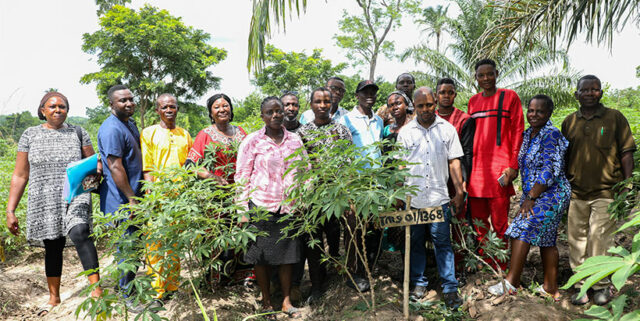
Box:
[17,125,93,247]
[505,121,571,247]
[187,125,246,183]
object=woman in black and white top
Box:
[5,92,102,316]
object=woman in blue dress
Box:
[488,94,570,300]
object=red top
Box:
[437,107,470,136]
[187,125,247,183]
[467,89,524,198]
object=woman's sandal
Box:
[535,285,561,302]
[282,306,301,319]
[36,303,58,317]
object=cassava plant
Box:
[284,138,417,318]
[75,142,268,320]
[562,148,640,321]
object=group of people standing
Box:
[5,57,636,318]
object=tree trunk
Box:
[369,51,378,81]
[436,33,441,53]
[140,98,147,129]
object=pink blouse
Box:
[235,126,306,213]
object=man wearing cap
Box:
[338,80,384,292]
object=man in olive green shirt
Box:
[561,75,636,306]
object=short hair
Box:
[206,93,234,123]
[309,87,332,103]
[395,73,415,84]
[577,74,602,90]
[528,94,555,113]
[107,84,129,102]
[280,91,299,101]
[474,58,497,72]
[260,96,283,112]
[413,87,435,100]
[156,93,176,107]
[327,76,345,84]
[38,91,69,121]
[436,78,457,91]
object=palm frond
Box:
[247,0,308,72]
[480,0,640,57]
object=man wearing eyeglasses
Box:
[300,77,349,124]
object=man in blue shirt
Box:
[97,84,144,312]
[338,80,384,293]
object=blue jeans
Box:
[409,204,458,293]
[118,224,140,297]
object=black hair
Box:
[107,84,129,102]
[395,73,415,84]
[206,93,234,123]
[309,87,333,103]
[327,76,345,84]
[528,94,555,113]
[474,58,497,72]
[280,91,299,101]
[577,74,602,90]
[260,96,283,112]
[436,78,457,92]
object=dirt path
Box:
[1,196,638,320]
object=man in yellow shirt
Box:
[141,93,193,303]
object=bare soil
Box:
[1,196,639,321]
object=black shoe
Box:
[456,271,467,287]
[443,292,462,310]
[410,285,427,301]
[305,288,325,305]
[125,299,144,314]
[346,275,370,292]
[593,287,612,306]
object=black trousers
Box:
[43,224,99,277]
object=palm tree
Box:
[247,0,307,72]
[401,0,578,108]
[479,0,640,56]
[414,5,450,53]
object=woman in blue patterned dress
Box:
[488,94,570,300]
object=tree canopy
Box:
[252,45,347,97]
[81,5,227,128]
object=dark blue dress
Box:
[505,121,570,247]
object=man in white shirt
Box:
[397,87,464,309]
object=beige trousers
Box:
[567,198,615,290]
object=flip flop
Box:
[282,306,301,319]
[535,285,561,302]
[36,303,57,317]
[258,307,278,320]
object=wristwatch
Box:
[524,194,538,201]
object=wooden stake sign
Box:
[380,197,446,320]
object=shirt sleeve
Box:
[80,126,92,147]
[447,129,464,160]
[17,128,31,152]
[141,128,154,172]
[615,111,637,154]
[235,136,255,211]
[533,130,566,187]
[99,126,125,158]
[509,92,524,170]
[187,130,211,164]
